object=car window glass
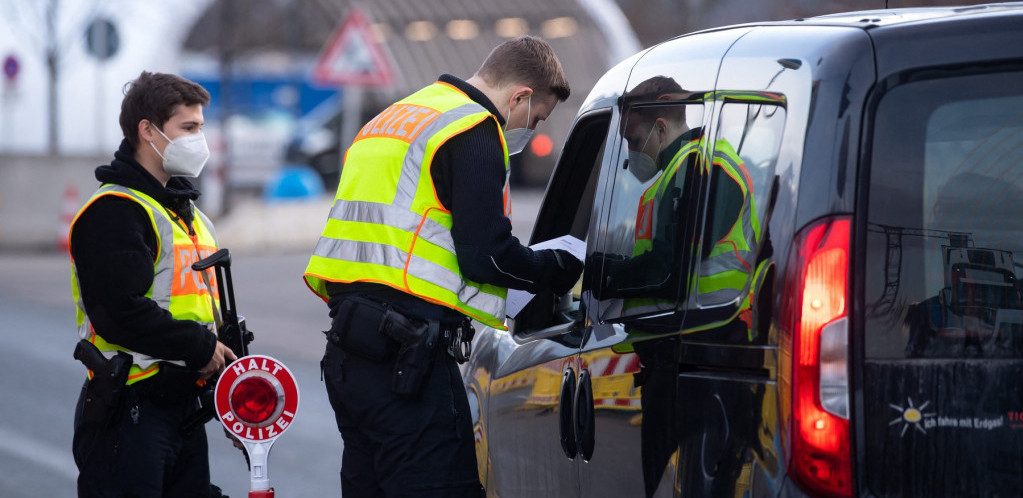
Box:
[594,101,705,323]
[695,102,785,309]
[865,70,1023,359]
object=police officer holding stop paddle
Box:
[69,71,237,497]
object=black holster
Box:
[326,297,444,397]
[380,310,441,397]
[74,339,132,427]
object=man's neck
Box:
[466,75,510,117]
[135,145,170,186]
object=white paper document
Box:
[504,234,586,318]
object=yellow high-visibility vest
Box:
[304,81,511,330]
[618,138,702,317]
[696,140,760,304]
[70,184,219,384]
[616,139,761,350]
[632,139,702,257]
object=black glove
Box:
[548,249,584,295]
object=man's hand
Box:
[549,249,584,295]
[199,341,237,380]
[224,427,246,451]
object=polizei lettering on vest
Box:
[357,103,440,144]
[173,245,217,296]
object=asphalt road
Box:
[0,250,343,497]
[0,186,544,494]
[0,188,544,497]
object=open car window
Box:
[511,110,611,337]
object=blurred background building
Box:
[0,0,996,248]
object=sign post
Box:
[215,355,300,498]
[2,54,17,149]
[311,5,396,155]
[85,18,120,152]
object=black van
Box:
[461,3,1023,497]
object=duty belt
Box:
[443,317,474,363]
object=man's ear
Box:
[654,117,668,139]
[138,119,156,143]
[509,86,533,108]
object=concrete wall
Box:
[0,155,105,251]
[0,154,546,254]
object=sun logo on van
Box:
[889,397,935,437]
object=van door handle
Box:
[575,368,595,461]
[559,367,577,459]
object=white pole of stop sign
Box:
[214,355,300,497]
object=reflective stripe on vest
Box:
[304,81,510,330]
[696,141,760,304]
[70,184,219,384]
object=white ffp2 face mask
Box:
[151,126,210,178]
[628,150,658,183]
[504,128,534,157]
[504,95,533,156]
[627,125,659,183]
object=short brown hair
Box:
[119,71,210,148]
[476,36,570,102]
[621,76,686,125]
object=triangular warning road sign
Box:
[312,6,395,88]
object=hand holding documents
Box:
[505,234,586,318]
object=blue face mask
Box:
[504,95,533,156]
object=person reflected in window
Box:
[605,76,701,497]
[596,77,764,496]
[600,76,700,309]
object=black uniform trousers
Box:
[73,378,212,497]
[322,339,484,497]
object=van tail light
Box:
[780,216,852,497]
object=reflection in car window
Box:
[696,103,784,309]
[596,95,705,322]
[865,71,1023,359]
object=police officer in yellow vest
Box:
[69,71,237,497]
[306,36,584,497]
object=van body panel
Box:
[464,5,1023,497]
[855,10,1023,495]
[869,6,1023,81]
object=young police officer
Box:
[305,36,584,496]
[70,71,236,497]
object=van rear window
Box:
[862,68,1023,497]
[864,70,1023,360]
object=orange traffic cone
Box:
[58,183,79,253]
